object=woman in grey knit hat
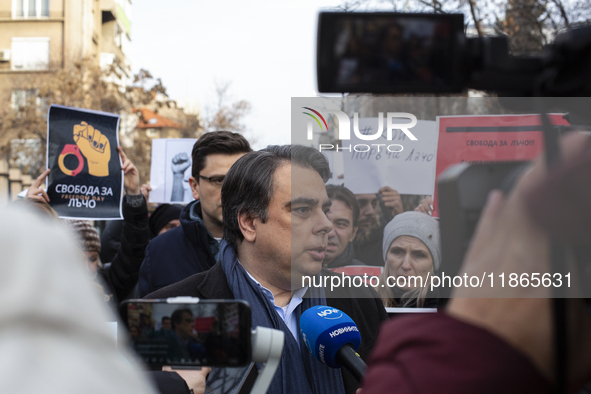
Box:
[378,211,441,308]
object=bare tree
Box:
[0,58,129,176]
[124,70,202,185]
[203,81,252,134]
[0,58,194,180]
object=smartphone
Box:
[120,298,252,369]
[317,12,466,94]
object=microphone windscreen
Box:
[300,306,361,368]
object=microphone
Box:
[300,306,366,382]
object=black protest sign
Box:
[46,105,123,219]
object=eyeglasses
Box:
[199,175,225,187]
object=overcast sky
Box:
[130,0,347,149]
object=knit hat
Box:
[149,204,183,238]
[69,220,101,254]
[382,211,441,271]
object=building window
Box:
[146,128,159,138]
[115,23,123,49]
[11,89,48,117]
[11,37,50,70]
[13,0,49,18]
[11,89,36,110]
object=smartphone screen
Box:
[120,299,252,368]
[317,12,465,94]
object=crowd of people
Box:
[5,129,591,394]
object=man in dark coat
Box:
[139,131,252,296]
[147,145,387,394]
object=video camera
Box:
[317,12,591,98]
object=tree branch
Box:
[468,0,483,37]
[551,0,570,27]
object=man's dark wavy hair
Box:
[221,145,330,250]
[325,185,360,227]
[191,131,252,178]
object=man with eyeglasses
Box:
[139,131,252,296]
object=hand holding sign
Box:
[73,121,111,177]
[140,184,152,201]
[378,186,404,217]
[414,195,434,216]
[118,147,140,195]
[26,169,51,203]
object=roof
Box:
[134,107,182,129]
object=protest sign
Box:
[46,105,123,219]
[322,151,345,185]
[432,113,570,217]
[342,118,438,195]
[329,265,383,277]
[149,138,197,204]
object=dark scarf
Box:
[326,243,367,269]
[220,240,346,394]
[326,243,355,269]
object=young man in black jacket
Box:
[147,145,387,394]
[139,131,252,296]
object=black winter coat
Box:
[139,200,217,297]
[98,194,149,305]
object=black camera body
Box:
[317,12,591,98]
[317,12,465,94]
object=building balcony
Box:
[100,0,130,38]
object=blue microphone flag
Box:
[300,306,362,368]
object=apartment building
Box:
[0,0,132,108]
